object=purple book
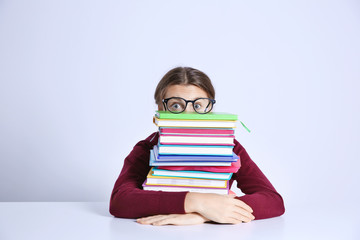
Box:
[153,145,238,162]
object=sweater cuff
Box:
[158,191,188,214]
[237,193,285,220]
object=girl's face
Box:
[160,84,209,112]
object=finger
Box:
[152,215,180,226]
[137,215,165,223]
[137,215,170,224]
[153,214,206,226]
[227,216,243,224]
[232,199,254,213]
[233,206,255,220]
[141,215,171,224]
[228,215,250,224]
[230,211,253,223]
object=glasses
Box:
[162,97,216,114]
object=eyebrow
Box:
[167,96,209,100]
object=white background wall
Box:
[0,0,359,214]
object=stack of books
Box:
[142,111,241,194]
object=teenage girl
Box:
[109,67,285,226]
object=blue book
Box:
[149,150,233,166]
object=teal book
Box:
[155,111,238,121]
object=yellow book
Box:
[145,168,228,188]
[153,116,237,128]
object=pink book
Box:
[159,133,235,146]
[160,134,235,138]
[157,157,241,173]
[159,128,235,135]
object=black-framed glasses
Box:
[162,97,216,114]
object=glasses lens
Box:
[166,98,186,113]
[193,98,213,113]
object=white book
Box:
[159,135,234,145]
[143,184,229,194]
[158,145,233,156]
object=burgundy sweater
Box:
[109,132,285,220]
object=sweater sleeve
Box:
[232,139,285,220]
[109,132,188,219]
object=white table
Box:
[0,202,358,240]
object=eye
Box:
[194,103,202,110]
[171,103,182,110]
[168,102,185,112]
[166,98,186,112]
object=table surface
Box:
[0,202,358,240]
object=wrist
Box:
[184,192,202,213]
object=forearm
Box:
[184,192,255,223]
[109,133,190,219]
[110,182,188,218]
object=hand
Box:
[137,213,209,226]
[185,192,255,224]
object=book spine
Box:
[143,181,230,194]
[160,134,235,138]
[160,127,235,135]
[146,178,228,188]
[155,119,237,128]
[156,111,238,121]
[159,134,235,145]
[160,142,235,146]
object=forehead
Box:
[164,85,209,99]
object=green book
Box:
[155,111,238,121]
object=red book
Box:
[159,128,235,135]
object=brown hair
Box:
[154,67,215,106]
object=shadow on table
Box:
[86,202,112,218]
